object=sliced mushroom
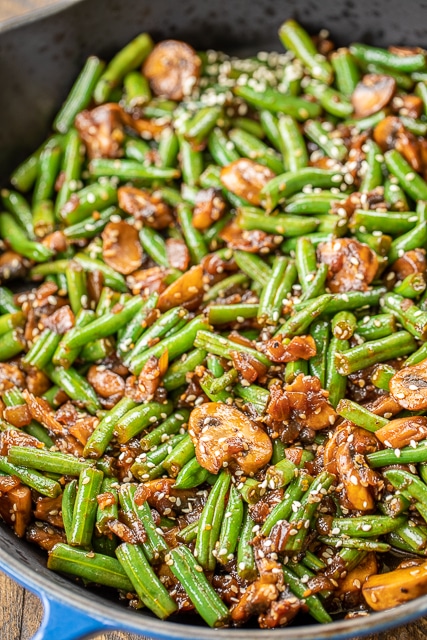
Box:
[193,188,227,230]
[43,304,75,334]
[220,220,278,253]
[390,360,427,410]
[362,560,427,611]
[87,365,125,400]
[75,103,125,159]
[189,402,272,475]
[158,265,204,312]
[0,250,28,282]
[143,40,201,100]
[118,186,173,229]
[375,415,427,448]
[220,159,276,206]
[392,249,427,282]
[165,237,190,272]
[374,115,422,172]
[352,74,396,118]
[102,220,143,275]
[317,238,378,293]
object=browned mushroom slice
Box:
[189,402,272,475]
[0,428,43,456]
[165,238,190,272]
[0,485,32,537]
[27,522,66,551]
[34,495,64,528]
[43,304,75,334]
[375,415,427,448]
[230,576,280,625]
[373,115,403,151]
[158,265,204,312]
[317,238,378,293]
[351,74,396,118]
[87,365,125,400]
[193,188,227,230]
[220,159,276,206]
[143,40,201,100]
[362,560,427,611]
[392,249,427,282]
[118,186,174,229]
[102,220,143,275]
[0,251,28,282]
[395,94,424,119]
[127,266,170,295]
[389,360,427,410]
[220,220,278,253]
[75,103,125,159]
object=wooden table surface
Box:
[1,1,427,639]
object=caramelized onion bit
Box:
[165,238,190,271]
[143,40,201,100]
[118,186,173,229]
[75,103,125,159]
[189,402,272,475]
[102,220,143,275]
[352,74,396,118]
[261,335,316,363]
[375,415,427,448]
[220,159,275,206]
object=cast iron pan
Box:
[1,1,427,638]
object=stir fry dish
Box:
[3,17,427,629]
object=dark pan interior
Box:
[2,0,427,637]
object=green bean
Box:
[207,127,240,166]
[237,506,257,581]
[94,32,153,103]
[278,115,308,171]
[235,85,321,121]
[279,19,333,84]
[0,311,25,336]
[7,446,91,476]
[158,127,179,168]
[336,331,417,376]
[217,485,244,565]
[55,128,84,217]
[261,472,312,536]
[115,401,173,444]
[195,470,231,571]
[385,148,427,200]
[305,82,354,119]
[174,456,213,489]
[384,177,410,211]
[1,188,35,239]
[194,329,271,367]
[277,294,333,338]
[0,329,26,361]
[238,205,320,236]
[45,363,101,415]
[350,43,427,72]
[304,119,347,161]
[360,139,383,193]
[161,432,195,477]
[48,543,133,591]
[355,314,397,341]
[130,316,210,375]
[169,545,229,627]
[89,158,179,182]
[0,287,19,314]
[368,440,427,467]
[383,292,427,340]
[123,70,151,108]
[177,202,208,264]
[0,456,61,498]
[259,110,284,154]
[282,566,332,624]
[352,209,418,235]
[229,127,284,174]
[62,480,77,543]
[330,514,405,537]
[388,222,427,264]
[0,213,53,262]
[331,48,360,96]
[261,167,342,210]
[336,399,388,432]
